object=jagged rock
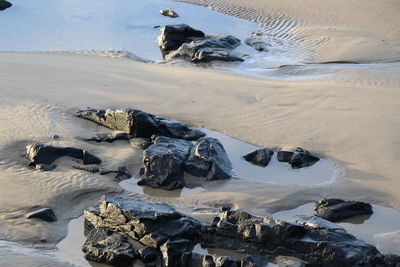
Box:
[160,239,193,266]
[83,132,131,143]
[26,143,101,169]
[138,136,192,190]
[26,208,57,222]
[184,137,232,181]
[314,199,373,222]
[73,165,131,180]
[277,147,319,169]
[243,148,274,167]
[158,24,205,54]
[165,35,244,63]
[160,9,179,18]
[0,0,12,11]
[245,37,270,52]
[76,108,205,140]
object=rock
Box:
[72,165,131,180]
[184,137,232,181]
[277,147,319,169]
[181,252,240,267]
[35,164,57,171]
[76,107,205,140]
[52,134,60,139]
[26,208,57,222]
[160,239,193,266]
[83,132,131,143]
[289,215,345,231]
[0,0,12,11]
[245,37,270,52]
[160,9,179,18]
[165,35,244,63]
[153,25,161,29]
[158,24,205,54]
[26,143,101,169]
[138,136,192,190]
[241,254,269,267]
[243,148,274,167]
[314,199,373,222]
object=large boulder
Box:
[158,24,205,54]
[184,137,233,181]
[314,199,373,222]
[277,147,319,169]
[26,143,101,169]
[0,0,12,11]
[137,136,192,190]
[243,148,274,167]
[76,107,205,140]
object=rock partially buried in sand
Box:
[26,208,57,222]
[243,147,274,167]
[277,147,319,169]
[138,136,192,190]
[314,198,373,222]
[83,132,131,143]
[26,143,101,169]
[73,165,131,180]
[184,137,233,180]
[158,24,244,63]
[0,0,12,11]
[245,37,270,52]
[76,107,205,140]
[160,8,179,18]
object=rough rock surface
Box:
[26,208,57,222]
[245,37,270,52]
[0,0,12,11]
[160,9,179,18]
[83,133,131,143]
[158,24,243,63]
[138,136,192,190]
[277,147,319,169]
[76,107,205,140]
[26,143,101,169]
[314,199,373,222]
[243,148,274,167]
[184,137,233,180]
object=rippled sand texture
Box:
[180,0,400,63]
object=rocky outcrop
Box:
[158,24,244,63]
[0,0,12,11]
[83,133,131,143]
[76,108,205,141]
[314,199,373,222]
[160,9,179,18]
[184,137,233,181]
[26,208,57,222]
[243,148,274,167]
[277,147,319,169]
[26,143,101,169]
[138,136,192,190]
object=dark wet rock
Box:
[138,136,192,190]
[160,9,179,18]
[277,147,319,169]
[184,137,232,181]
[52,134,60,139]
[0,0,12,11]
[76,107,205,140]
[160,239,193,266]
[26,143,101,169]
[243,148,274,167]
[26,208,57,222]
[153,25,161,29]
[35,163,57,171]
[245,37,270,52]
[165,35,244,63]
[83,132,131,143]
[73,165,131,180]
[158,24,205,54]
[181,252,240,267]
[314,199,373,222]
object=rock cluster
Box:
[314,198,373,222]
[82,197,398,267]
[277,147,319,169]
[158,24,244,63]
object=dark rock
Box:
[76,107,205,140]
[73,165,100,173]
[52,134,60,139]
[26,208,57,222]
[72,165,131,180]
[26,143,101,169]
[138,136,192,190]
[245,38,270,52]
[181,252,240,267]
[240,254,269,267]
[277,147,319,169]
[35,164,57,171]
[153,25,161,29]
[0,0,12,11]
[165,35,244,63]
[160,9,179,18]
[158,24,205,54]
[83,132,131,143]
[314,199,373,222]
[243,148,274,167]
[184,137,232,181]
[160,239,193,266]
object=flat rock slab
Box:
[314,198,373,222]
[243,147,274,167]
[277,147,319,169]
[26,208,57,222]
[83,132,131,143]
[26,143,101,169]
[0,0,12,10]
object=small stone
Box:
[160,9,179,18]
[26,208,57,222]
[0,0,12,11]
[52,134,60,139]
[243,148,274,167]
[35,164,57,171]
